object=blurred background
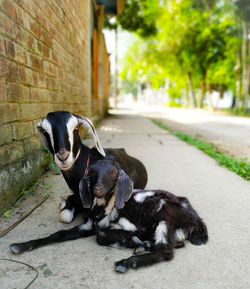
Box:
[105,0,249,114]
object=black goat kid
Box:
[37,111,147,223]
[10,160,208,273]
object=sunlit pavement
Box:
[129,102,250,161]
[1,108,250,289]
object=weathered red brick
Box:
[0,122,13,145]
[2,0,17,21]
[37,41,50,59]
[6,82,30,102]
[28,18,42,39]
[5,60,18,81]
[0,11,15,36]
[30,87,50,102]
[14,43,27,64]
[17,65,27,83]
[28,54,43,71]
[4,38,15,57]
[13,121,34,140]
[43,60,57,76]
[0,103,20,124]
[0,80,6,101]
[0,141,25,167]
[0,35,5,55]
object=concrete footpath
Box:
[1,109,250,289]
[135,104,250,161]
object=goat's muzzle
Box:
[56,150,70,162]
[94,184,105,198]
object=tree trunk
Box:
[206,83,214,111]
[199,79,206,108]
[114,28,118,109]
[234,48,241,108]
[183,86,189,108]
[242,20,249,108]
[187,72,196,108]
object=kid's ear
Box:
[115,169,133,209]
[79,175,92,208]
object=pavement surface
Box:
[135,104,250,161]
[0,109,250,289]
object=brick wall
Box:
[0,0,110,213]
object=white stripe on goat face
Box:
[154,221,168,245]
[66,115,78,153]
[39,118,55,151]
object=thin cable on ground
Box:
[0,194,50,238]
[0,258,39,289]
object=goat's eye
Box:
[74,126,80,131]
[38,127,46,134]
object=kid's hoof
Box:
[134,245,145,254]
[10,244,22,254]
[142,240,151,249]
[115,264,128,273]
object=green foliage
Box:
[4,210,11,218]
[105,0,159,37]
[174,131,250,181]
[120,79,138,97]
[41,146,54,170]
[21,186,35,195]
[118,0,157,37]
[167,100,182,108]
[120,0,241,107]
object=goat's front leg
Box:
[96,229,139,248]
[10,218,94,254]
[59,192,83,223]
[97,229,152,255]
[115,244,174,273]
[115,220,175,273]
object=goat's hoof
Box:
[175,241,185,249]
[134,245,145,255]
[115,263,128,273]
[59,208,74,223]
[142,240,151,249]
[10,244,22,254]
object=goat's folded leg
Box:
[115,244,174,273]
[96,229,143,249]
[59,193,83,223]
[132,237,152,254]
[10,219,95,254]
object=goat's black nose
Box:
[57,150,70,161]
[95,184,104,197]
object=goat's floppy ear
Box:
[37,119,54,154]
[115,170,133,209]
[75,115,106,157]
[79,176,92,209]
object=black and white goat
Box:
[10,160,208,272]
[37,111,148,223]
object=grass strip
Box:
[152,119,250,181]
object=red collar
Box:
[84,156,90,176]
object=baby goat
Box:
[10,160,208,273]
[37,111,147,223]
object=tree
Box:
[120,0,240,109]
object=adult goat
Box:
[37,111,148,223]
